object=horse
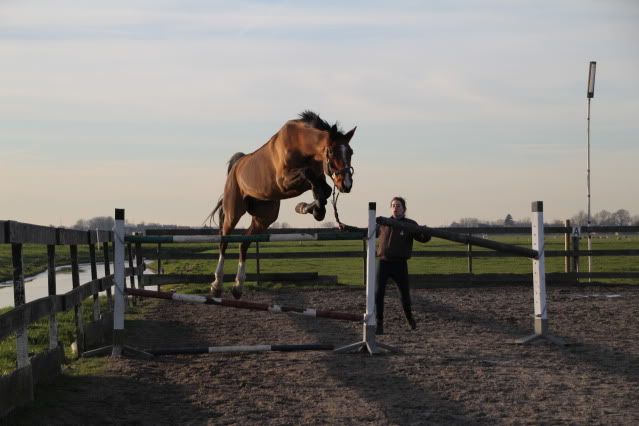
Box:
[208,111,356,299]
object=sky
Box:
[2,0,638,228]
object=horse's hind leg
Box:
[211,192,246,297]
[232,200,280,299]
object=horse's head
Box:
[326,126,356,193]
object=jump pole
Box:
[126,287,363,322]
[145,344,334,355]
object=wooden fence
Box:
[0,221,142,417]
[1,220,637,416]
[141,224,639,286]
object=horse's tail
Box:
[203,152,246,227]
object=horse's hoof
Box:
[211,285,222,298]
[313,207,326,221]
[231,287,243,300]
[295,202,309,214]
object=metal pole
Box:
[586,61,596,280]
[586,98,592,282]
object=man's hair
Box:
[390,196,406,210]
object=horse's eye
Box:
[328,149,334,157]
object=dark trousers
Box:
[375,259,413,325]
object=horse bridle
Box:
[325,148,354,181]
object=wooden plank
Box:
[0,309,25,341]
[57,228,89,245]
[87,230,112,244]
[6,221,57,244]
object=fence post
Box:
[255,242,260,287]
[70,245,84,355]
[112,209,126,357]
[103,241,112,308]
[564,219,571,273]
[127,242,135,306]
[156,242,162,291]
[572,227,581,278]
[12,243,30,369]
[467,235,473,275]
[47,244,58,350]
[89,241,100,321]
[135,241,144,292]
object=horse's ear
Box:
[344,126,357,143]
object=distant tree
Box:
[504,214,514,226]
[72,216,115,230]
[571,210,588,226]
[458,218,480,227]
[280,222,290,229]
[611,209,632,226]
[594,209,613,225]
[321,221,337,228]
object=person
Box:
[375,196,430,335]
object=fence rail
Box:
[142,225,639,285]
[0,221,132,417]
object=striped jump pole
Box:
[145,344,334,356]
[126,287,363,322]
[124,231,366,244]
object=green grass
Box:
[0,297,143,376]
[149,234,639,286]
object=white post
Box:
[364,202,378,351]
[335,202,398,354]
[112,208,126,356]
[531,201,547,335]
[517,201,565,345]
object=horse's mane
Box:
[298,110,345,141]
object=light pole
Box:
[586,61,596,277]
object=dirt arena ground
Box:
[7,284,639,425]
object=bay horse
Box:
[209,111,356,299]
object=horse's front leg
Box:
[295,174,332,221]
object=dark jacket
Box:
[376,217,431,260]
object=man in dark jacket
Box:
[375,196,430,335]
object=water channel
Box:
[0,261,153,309]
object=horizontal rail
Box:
[376,217,539,259]
[1,221,113,245]
[144,225,639,236]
